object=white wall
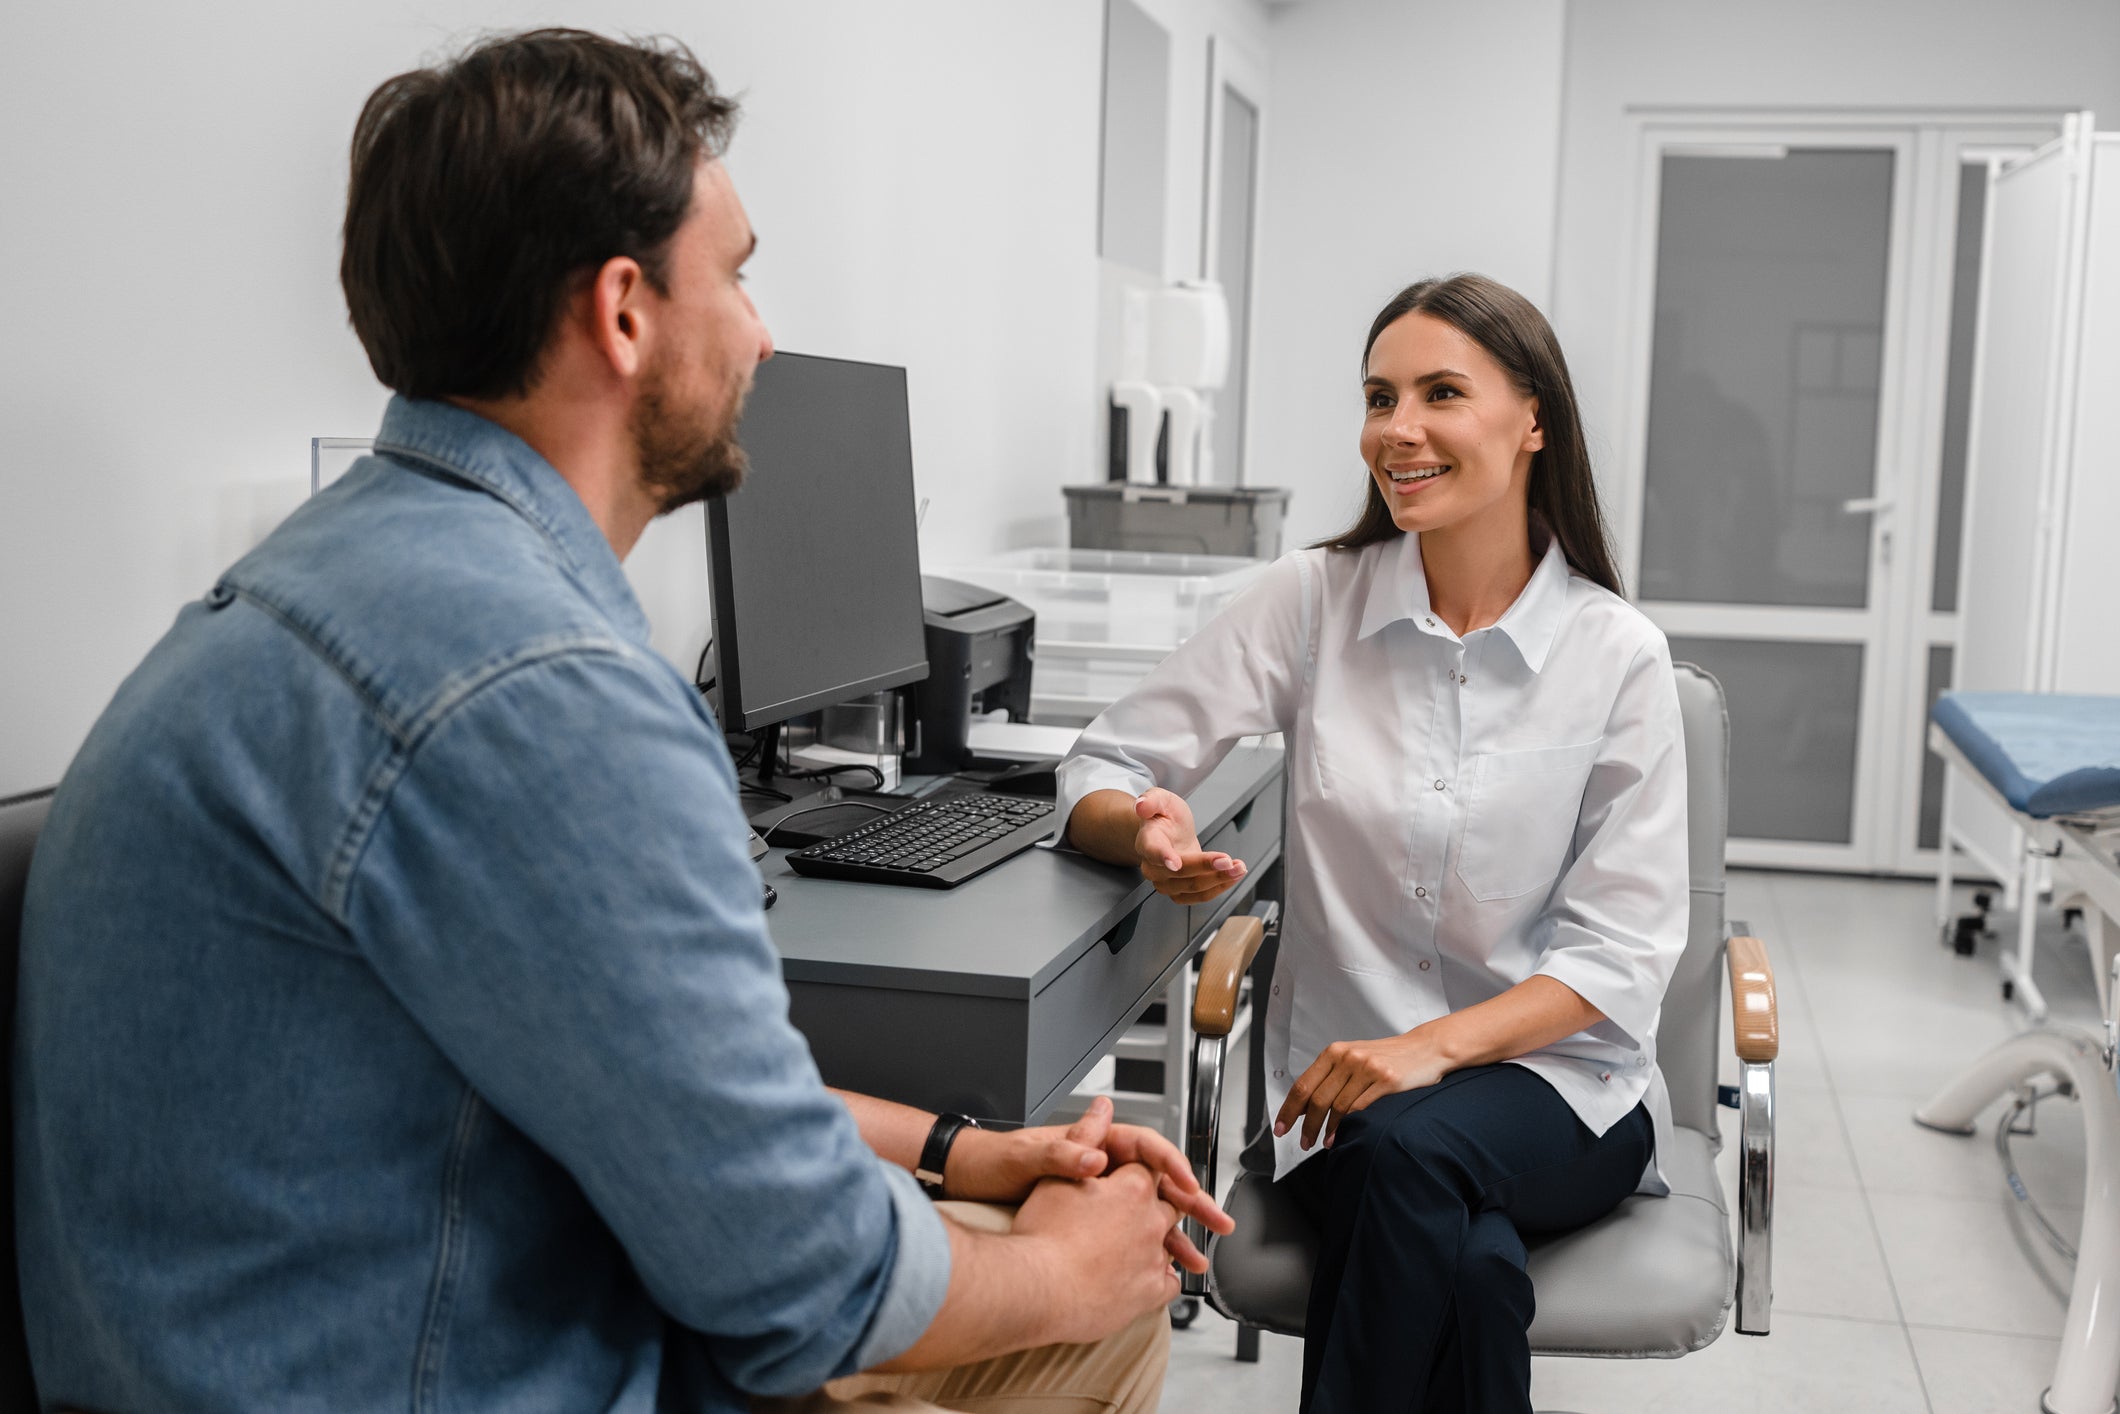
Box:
[1551,0,2120,496]
[0,0,1265,797]
[1246,0,1568,550]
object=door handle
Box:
[1841,496,1894,516]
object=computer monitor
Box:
[705,351,929,732]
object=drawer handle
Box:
[1102,911,1142,955]
[1230,799,1255,833]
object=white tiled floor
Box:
[1158,869,2114,1414]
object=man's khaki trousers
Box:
[756,1202,1171,1414]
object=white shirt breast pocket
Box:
[1454,737,1605,902]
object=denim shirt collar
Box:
[371,395,652,644]
[1356,528,1570,673]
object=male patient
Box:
[14,29,1228,1412]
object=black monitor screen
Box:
[705,352,929,729]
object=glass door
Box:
[1619,120,2055,871]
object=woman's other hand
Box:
[1271,977,1605,1151]
[1133,788,1245,904]
[1273,1028,1452,1150]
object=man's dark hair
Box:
[341,29,739,401]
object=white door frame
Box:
[1614,109,2062,872]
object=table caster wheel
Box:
[1169,1296,1200,1330]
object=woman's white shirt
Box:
[1056,533,1689,1191]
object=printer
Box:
[903,576,1035,774]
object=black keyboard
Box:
[786,792,1056,889]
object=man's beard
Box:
[632,359,750,516]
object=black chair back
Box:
[0,789,52,1409]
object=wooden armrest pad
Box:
[1727,934,1779,1063]
[1192,915,1266,1037]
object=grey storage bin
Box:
[1064,484,1290,560]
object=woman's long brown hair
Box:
[1314,273,1623,597]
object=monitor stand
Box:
[742,723,893,849]
[747,783,841,834]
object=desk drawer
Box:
[1193,776,1283,937]
[1026,891,1191,1116]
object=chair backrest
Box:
[0,789,52,1407]
[1661,664,1730,1137]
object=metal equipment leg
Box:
[2005,840,2052,1020]
[1937,769,1960,943]
[1915,1030,2120,1414]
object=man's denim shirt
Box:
[14,397,951,1411]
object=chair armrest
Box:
[1193,912,1269,1038]
[1181,901,1277,1297]
[1727,932,1776,1337]
[1728,934,1779,1063]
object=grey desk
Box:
[762,745,1285,1126]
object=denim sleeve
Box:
[342,645,950,1392]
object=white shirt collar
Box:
[1356,532,1572,674]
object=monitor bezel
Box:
[703,353,930,732]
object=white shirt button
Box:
[1434,779,1447,791]
[1418,959,1432,971]
[1274,1068,1286,1079]
[1415,886,1427,898]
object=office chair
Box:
[0,788,52,1407]
[1179,664,1777,1372]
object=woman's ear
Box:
[1522,398,1546,453]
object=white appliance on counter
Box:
[1109,280,1231,487]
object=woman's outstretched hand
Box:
[1274,1029,1452,1150]
[1132,788,1246,905]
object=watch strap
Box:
[915,1113,978,1197]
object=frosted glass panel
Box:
[1931,164,1988,613]
[1917,644,1953,851]
[1669,636,1864,844]
[1640,150,1894,608]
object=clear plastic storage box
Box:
[933,548,1265,723]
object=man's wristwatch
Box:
[915,1113,979,1198]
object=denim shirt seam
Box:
[373,439,591,588]
[218,584,414,746]
[411,1084,487,1412]
[321,634,645,923]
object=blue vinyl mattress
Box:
[1931,691,2120,819]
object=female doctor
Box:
[1058,274,1687,1414]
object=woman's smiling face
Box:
[1359,311,1544,538]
